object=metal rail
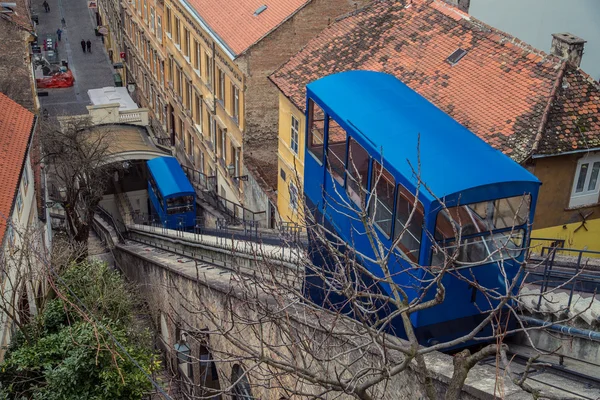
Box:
[530,246,600,313]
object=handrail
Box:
[533,246,600,314]
[180,164,265,227]
[96,205,127,244]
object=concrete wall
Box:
[114,233,533,400]
[125,188,149,215]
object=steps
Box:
[520,285,600,326]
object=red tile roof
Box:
[269,0,600,162]
[0,92,35,245]
[186,0,309,56]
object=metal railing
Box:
[180,165,266,227]
[528,246,600,313]
[127,211,304,248]
[528,237,566,258]
[96,205,127,244]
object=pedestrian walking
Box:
[42,0,49,11]
[61,17,65,26]
[80,39,86,53]
[56,28,62,41]
[86,40,91,53]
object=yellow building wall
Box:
[277,93,305,224]
[163,0,245,203]
[532,218,600,253]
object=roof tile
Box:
[270,0,600,161]
[0,92,35,245]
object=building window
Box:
[290,115,299,155]
[289,181,298,212]
[184,29,190,59]
[570,153,600,208]
[204,53,213,88]
[6,224,14,247]
[160,60,165,87]
[217,68,225,103]
[156,15,162,42]
[143,0,147,22]
[177,67,183,97]
[209,115,216,149]
[199,151,205,173]
[194,92,202,126]
[231,365,253,400]
[165,8,171,36]
[194,41,200,71]
[217,127,226,164]
[22,168,29,192]
[16,191,23,214]
[188,132,194,159]
[231,85,240,123]
[150,7,155,33]
[185,80,192,111]
[174,17,180,46]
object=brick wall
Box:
[239,0,370,188]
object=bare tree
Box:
[40,118,121,256]
[127,157,593,400]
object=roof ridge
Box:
[531,61,568,155]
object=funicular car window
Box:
[327,117,347,185]
[307,100,325,163]
[166,195,194,214]
[432,195,530,266]
[394,185,424,262]
[370,161,395,236]
[346,138,370,206]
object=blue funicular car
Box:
[302,71,540,347]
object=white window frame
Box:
[570,153,600,208]
[16,191,23,214]
[290,115,299,155]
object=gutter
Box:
[531,146,600,159]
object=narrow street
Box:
[34,0,115,116]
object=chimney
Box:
[551,33,586,67]
[444,0,470,13]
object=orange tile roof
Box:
[269,0,600,161]
[0,92,35,245]
[186,0,309,56]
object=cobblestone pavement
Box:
[34,0,115,116]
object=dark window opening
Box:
[447,48,467,65]
[394,185,424,262]
[307,99,325,164]
[346,137,370,206]
[327,117,347,185]
[231,364,253,399]
[370,161,395,236]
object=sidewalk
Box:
[35,0,116,116]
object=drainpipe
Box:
[521,316,600,342]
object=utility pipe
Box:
[521,316,600,342]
